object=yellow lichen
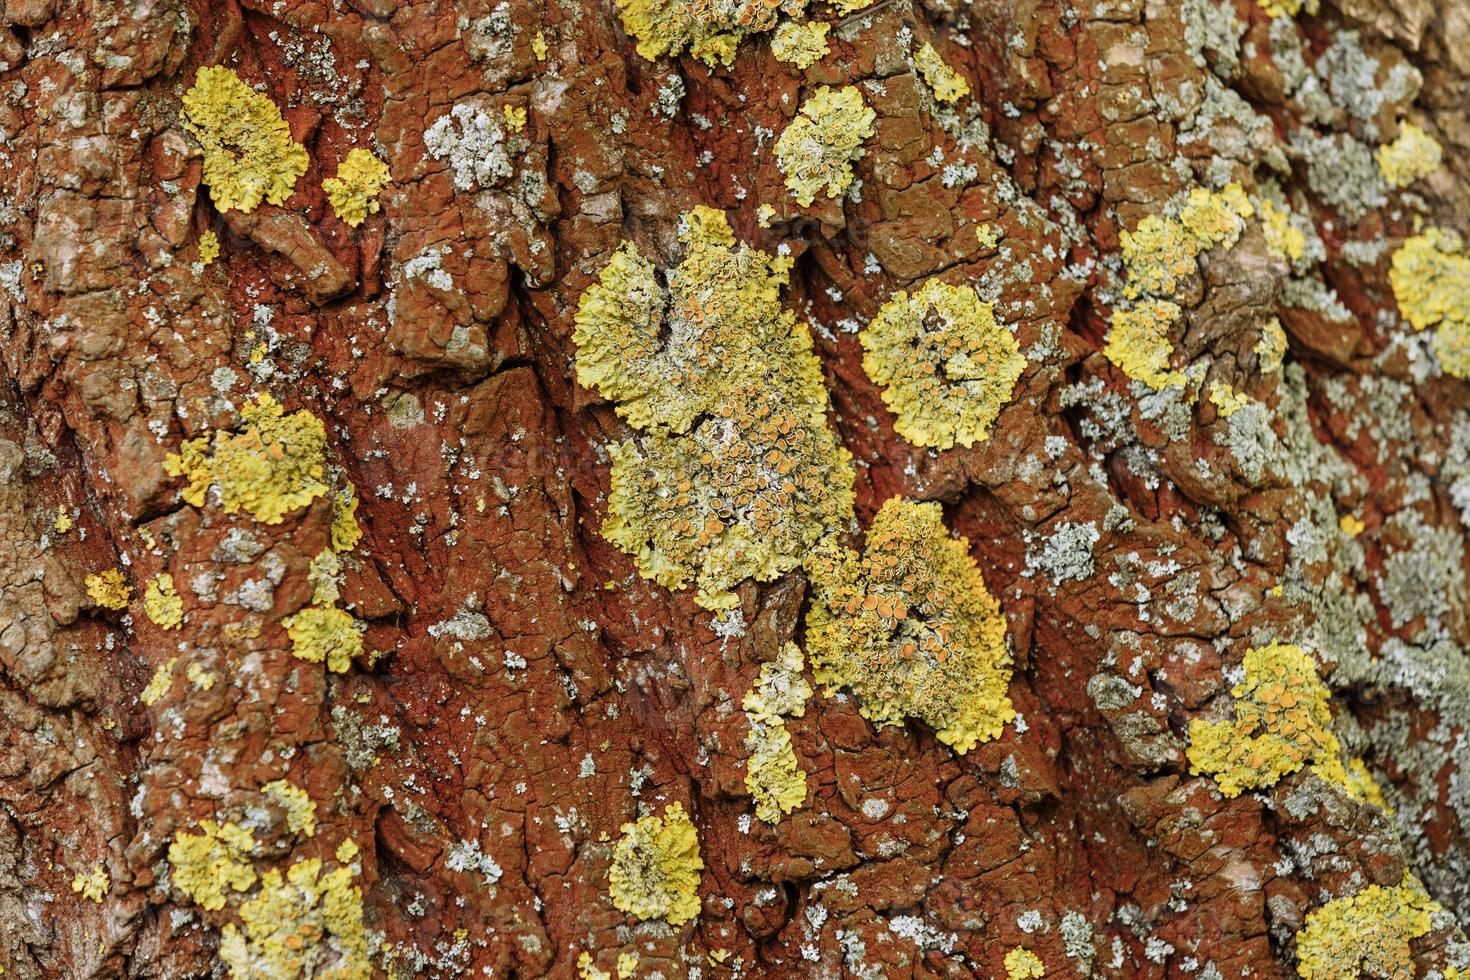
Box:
[167,820,257,912]
[329,482,363,554]
[53,506,73,533]
[532,31,549,60]
[1104,300,1188,391]
[199,229,220,266]
[976,223,1000,249]
[574,207,854,609]
[741,643,812,823]
[1341,757,1388,809]
[609,801,703,926]
[1294,874,1440,979]
[186,661,218,690]
[71,865,109,903]
[85,568,131,610]
[164,393,329,525]
[1187,642,1350,798]
[1256,318,1288,373]
[617,951,639,978]
[913,42,969,103]
[1005,947,1046,980]
[770,20,830,68]
[219,856,370,980]
[860,278,1026,450]
[1339,514,1365,538]
[503,104,527,133]
[615,0,796,67]
[322,149,390,228]
[180,66,309,214]
[263,779,318,837]
[1207,381,1252,418]
[1260,200,1307,265]
[578,953,611,980]
[1388,227,1470,379]
[1256,0,1318,16]
[1377,122,1442,189]
[144,573,183,630]
[806,497,1014,754]
[774,85,876,207]
[282,604,364,674]
[140,657,177,706]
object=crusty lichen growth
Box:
[1294,874,1440,979]
[282,603,364,673]
[741,643,812,823]
[770,20,829,68]
[180,66,309,214]
[330,483,363,554]
[1005,947,1046,979]
[71,865,109,903]
[167,820,257,912]
[1104,301,1188,390]
[1187,642,1362,798]
[913,42,969,103]
[616,0,803,67]
[1376,122,1442,189]
[263,779,317,837]
[860,278,1026,450]
[144,573,183,630]
[165,393,329,525]
[806,498,1014,754]
[219,855,370,980]
[1207,382,1251,418]
[608,802,703,926]
[774,85,877,207]
[574,207,855,609]
[140,657,177,706]
[1388,227,1470,379]
[53,506,72,533]
[1256,0,1317,15]
[198,229,220,266]
[1256,318,1288,373]
[1260,200,1307,265]
[322,148,390,228]
[85,568,131,610]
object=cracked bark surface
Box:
[5,0,1470,977]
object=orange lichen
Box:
[1294,874,1440,979]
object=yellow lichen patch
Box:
[1104,300,1188,391]
[578,953,611,980]
[532,31,549,60]
[860,278,1026,450]
[770,20,829,68]
[1187,642,1347,798]
[806,498,1014,754]
[617,951,639,978]
[282,604,364,673]
[85,568,131,610]
[774,85,876,207]
[167,820,256,912]
[1260,200,1307,265]
[741,643,812,823]
[1388,227,1470,379]
[503,104,527,132]
[608,802,703,926]
[53,506,73,533]
[71,865,109,903]
[976,223,1000,249]
[199,229,220,266]
[1207,382,1252,418]
[186,661,217,690]
[180,66,309,214]
[1294,874,1439,979]
[164,393,329,525]
[1339,514,1365,538]
[219,857,370,980]
[616,0,795,67]
[140,657,177,706]
[913,42,969,103]
[574,207,855,609]
[1341,757,1388,809]
[1377,122,1442,189]
[1257,0,1317,16]
[262,779,317,837]
[322,149,390,228]
[1005,947,1046,980]
[144,573,183,630]
[1256,318,1288,373]
[329,482,363,554]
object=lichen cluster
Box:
[913,42,969,104]
[574,207,854,609]
[774,85,877,207]
[85,568,131,610]
[860,277,1026,450]
[615,0,804,66]
[806,498,1014,754]
[71,865,109,903]
[263,779,318,837]
[180,66,309,214]
[322,148,391,227]
[167,820,257,912]
[608,802,703,926]
[144,573,183,630]
[1105,185,1254,390]
[1388,227,1470,379]
[741,643,812,823]
[1294,874,1440,979]
[770,20,830,68]
[1376,122,1442,189]
[219,855,370,980]
[1005,947,1046,979]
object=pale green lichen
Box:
[741,642,812,823]
[262,779,317,837]
[1376,122,1442,189]
[774,85,876,207]
[806,497,1014,754]
[913,42,969,103]
[770,20,829,68]
[1294,874,1439,979]
[860,277,1026,450]
[219,855,371,980]
[1388,227,1470,378]
[144,573,183,630]
[323,148,390,228]
[574,207,854,610]
[85,568,131,610]
[167,820,257,912]
[608,802,703,926]
[180,66,309,214]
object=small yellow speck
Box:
[53,507,73,534]
[1339,514,1365,537]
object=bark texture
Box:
[4,0,1470,977]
